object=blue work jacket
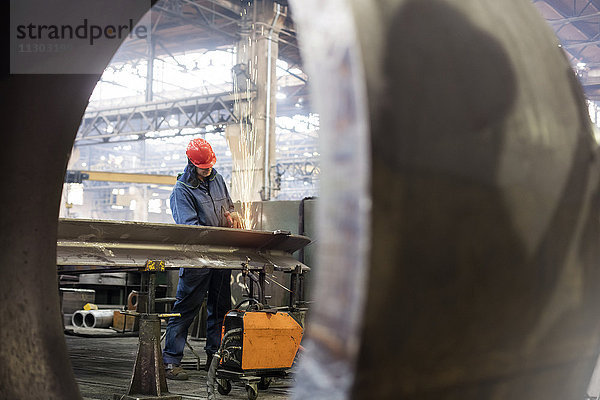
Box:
[169,161,234,228]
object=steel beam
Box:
[56,218,310,274]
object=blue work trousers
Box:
[162,268,232,365]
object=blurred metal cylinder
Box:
[291,0,600,399]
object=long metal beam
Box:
[56,218,310,274]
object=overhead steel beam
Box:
[548,11,600,25]
[536,0,600,57]
[181,0,239,23]
[203,0,242,15]
[153,4,238,40]
[76,92,250,144]
[562,38,600,49]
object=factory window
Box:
[148,198,162,214]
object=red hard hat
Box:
[186,138,216,168]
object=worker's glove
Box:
[230,211,242,229]
[224,211,243,229]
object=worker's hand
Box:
[224,211,243,229]
[229,211,242,229]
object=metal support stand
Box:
[242,261,268,306]
[257,270,266,305]
[114,260,181,400]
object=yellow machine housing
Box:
[220,310,303,371]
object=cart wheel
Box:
[246,383,258,400]
[258,377,271,390]
[217,379,231,395]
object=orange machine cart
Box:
[215,309,303,400]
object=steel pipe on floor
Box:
[71,311,88,328]
[82,310,117,329]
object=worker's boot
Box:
[165,364,189,380]
[204,353,213,372]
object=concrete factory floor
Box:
[66,333,294,400]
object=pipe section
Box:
[82,310,118,329]
[71,311,87,328]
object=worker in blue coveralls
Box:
[163,137,242,380]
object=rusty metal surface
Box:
[124,314,180,400]
[292,0,600,400]
[0,79,105,400]
[56,218,310,273]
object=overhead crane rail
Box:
[65,170,177,185]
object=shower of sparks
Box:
[231,26,261,230]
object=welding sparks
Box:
[230,34,260,230]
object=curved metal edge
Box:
[289,0,372,398]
